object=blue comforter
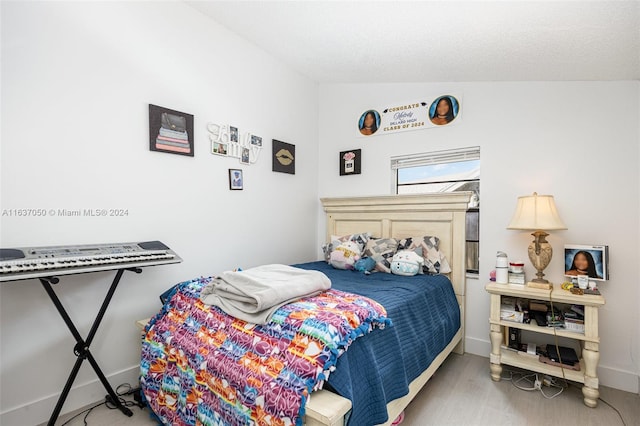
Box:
[293,261,460,426]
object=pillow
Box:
[390,250,424,276]
[364,238,398,273]
[396,237,423,256]
[420,236,452,274]
[322,232,371,263]
[329,240,361,270]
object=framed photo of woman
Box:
[564,244,609,281]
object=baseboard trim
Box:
[464,337,639,394]
[0,365,140,426]
[598,363,640,394]
[464,336,491,356]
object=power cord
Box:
[508,369,565,398]
[548,293,570,388]
[501,292,568,400]
[563,381,629,426]
[59,383,144,426]
[597,394,627,426]
[508,370,627,425]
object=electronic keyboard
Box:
[0,240,182,282]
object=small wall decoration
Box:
[229,168,243,190]
[207,123,263,164]
[272,140,295,174]
[230,126,239,143]
[251,135,262,147]
[340,149,361,175]
[149,104,194,156]
[241,147,250,164]
[564,244,609,281]
[213,141,228,156]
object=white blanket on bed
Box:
[199,264,331,324]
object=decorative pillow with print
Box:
[396,237,423,256]
[364,238,399,273]
[420,236,452,274]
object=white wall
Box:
[0,2,319,425]
[637,83,640,393]
[318,81,640,394]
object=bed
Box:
[140,193,471,425]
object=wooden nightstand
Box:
[485,282,605,407]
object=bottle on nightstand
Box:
[495,251,509,284]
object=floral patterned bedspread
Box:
[140,276,390,425]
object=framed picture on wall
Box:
[272,140,295,174]
[230,126,239,143]
[340,149,361,175]
[149,104,194,156]
[251,134,263,147]
[212,141,228,156]
[229,169,243,190]
[241,147,250,164]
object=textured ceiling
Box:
[187,0,639,83]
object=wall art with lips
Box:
[272,140,295,175]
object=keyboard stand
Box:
[40,267,141,426]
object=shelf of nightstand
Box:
[485,282,605,307]
[490,319,598,343]
[499,350,585,384]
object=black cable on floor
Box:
[565,381,627,426]
[59,401,106,426]
[59,383,143,426]
[598,395,627,426]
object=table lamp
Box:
[507,192,567,287]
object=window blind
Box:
[391,146,480,170]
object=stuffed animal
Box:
[329,240,361,270]
[390,250,424,276]
[354,256,376,273]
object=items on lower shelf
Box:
[500,342,581,371]
[500,296,585,332]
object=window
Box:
[392,147,480,273]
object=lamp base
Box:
[526,281,553,290]
[530,278,549,284]
[528,230,553,284]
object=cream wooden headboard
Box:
[320,192,472,352]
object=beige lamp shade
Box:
[507,192,567,231]
[507,192,566,285]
